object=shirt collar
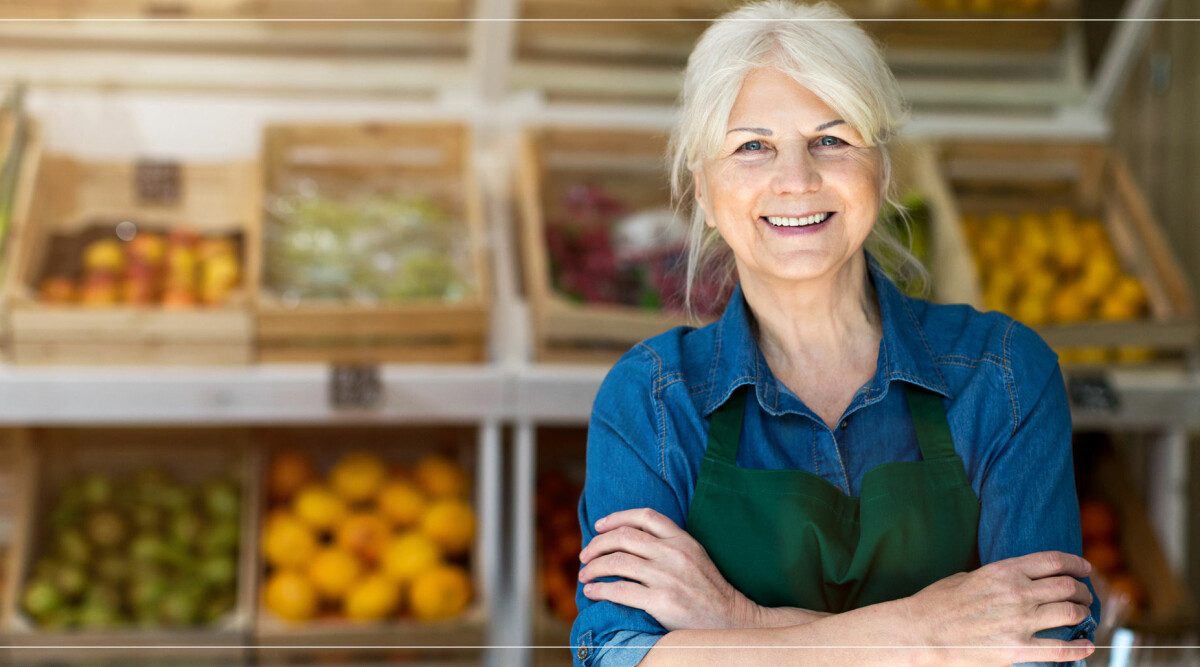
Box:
[703,252,949,417]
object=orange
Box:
[330,452,388,504]
[293,484,348,532]
[1049,286,1091,324]
[265,570,318,622]
[382,532,442,585]
[409,564,472,622]
[414,455,470,499]
[306,547,363,601]
[262,514,318,570]
[335,512,392,564]
[378,480,427,528]
[420,499,476,557]
[268,451,317,502]
[1080,499,1118,542]
[344,574,400,621]
[1083,541,1121,575]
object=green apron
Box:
[685,384,980,613]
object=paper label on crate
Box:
[329,365,383,410]
[135,160,182,205]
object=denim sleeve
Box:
[986,323,1100,667]
[570,348,678,667]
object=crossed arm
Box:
[578,508,1094,667]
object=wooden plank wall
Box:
[1110,2,1200,296]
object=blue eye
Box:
[817,136,845,147]
[739,140,764,152]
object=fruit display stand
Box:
[6,155,260,365]
[256,123,490,364]
[252,426,487,664]
[0,427,260,664]
[935,141,1199,366]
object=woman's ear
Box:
[693,171,716,229]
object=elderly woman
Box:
[570,2,1100,666]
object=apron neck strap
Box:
[706,385,748,464]
[904,384,956,461]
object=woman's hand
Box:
[578,508,767,632]
[904,550,1095,666]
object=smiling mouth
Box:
[763,212,833,227]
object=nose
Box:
[771,144,821,195]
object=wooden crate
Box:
[257,122,489,364]
[518,127,690,364]
[252,426,487,661]
[532,428,585,667]
[0,427,259,663]
[518,130,963,364]
[7,156,260,365]
[936,141,1198,359]
[0,115,42,364]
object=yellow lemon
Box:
[382,531,443,585]
[264,570,318,622]
[307,547,362,601]
[1049,286,1092,324]
[1012,293,1049,327]
[293,484,348,532]
[420,498,476,557]
[378,480,427,528]
[1115,347,1155,363]
[330,452,388,504]
[344,574,400,621]
[409,564,472,622]
[414,455,470,499]
[262,514,318,570]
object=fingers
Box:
[594,508,683,540]
[579,551,660,586]
[1027,575,1094,607]
[1031,600,1092,633]
[579,525,662,564]
[1009,551,1092,581]
[1015,636,1096,664]
[581,579,657,611]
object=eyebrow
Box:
[726,127,772,136]
[725,120,846,136]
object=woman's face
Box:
[696,66,883,287]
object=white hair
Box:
[669,0,928,318]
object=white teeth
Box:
[765,212,831,227]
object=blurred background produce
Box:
[963,208,1155,364]
[37,224,242,308]
[545,183,730,318]
[264,186,472,306]
[260,449,475,625]
[18,467,242,630]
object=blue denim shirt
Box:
[571,255,1099,667]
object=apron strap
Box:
[904,384,956,461]
[705,386,748,464]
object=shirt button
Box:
[1072,630,1088,640]
[840,419,848,430]
[577,646,590,660]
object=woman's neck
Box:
[740,254,882,382]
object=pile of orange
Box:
[261,450,474,624]
[1079,497,1145,623]
[537,470,583,623]
[963,209,1154,364]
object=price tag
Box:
[329,365,383,410]
[135,160,181,205]
[1067,373,1120,414]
